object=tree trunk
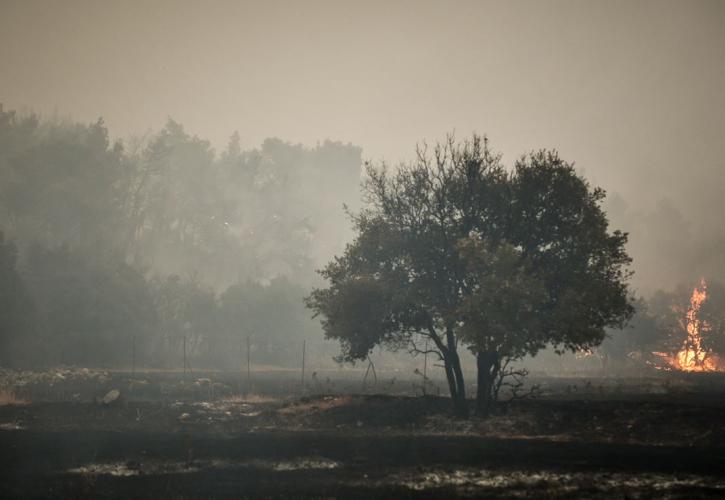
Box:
[448,349,468,417]
[442,358,458,401]
[444,326,467,416]
[476,351,500,416]
[427,324,468,417]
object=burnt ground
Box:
[1,372,725,498]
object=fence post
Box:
[132,335,136,377]
[423,338,428,396]
[301,340,306,390]
[239,335,244,396]
[246,335,251,393]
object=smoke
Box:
[605,193,725,296]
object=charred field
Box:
[1,369,724,499]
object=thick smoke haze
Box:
[4,8,725,496]
[2,0,724,293]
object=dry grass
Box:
[222,394,280,404]
[0,387,28,405]
[277,395,352,415]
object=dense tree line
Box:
[0,106,361,367]
[4,104,718,392]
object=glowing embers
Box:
[654,279,721,372]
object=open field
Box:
[1,369,724,498]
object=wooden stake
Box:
[301,340,306,388]
[239,335,244,395]
[423,338,428,396]
[246,335,251,390]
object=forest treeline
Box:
[1,105,722,375]
[0,106,361,367]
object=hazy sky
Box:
[2,0,724,290]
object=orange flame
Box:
[655,278,719,372]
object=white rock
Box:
[101,389,121,405]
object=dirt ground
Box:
[1,370,724,498]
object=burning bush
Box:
[648,279,725,372]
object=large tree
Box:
[307,135,633,415]
[0,110,127,252]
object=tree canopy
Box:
[307,135,634,414]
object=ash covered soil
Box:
[1,371,725,498]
